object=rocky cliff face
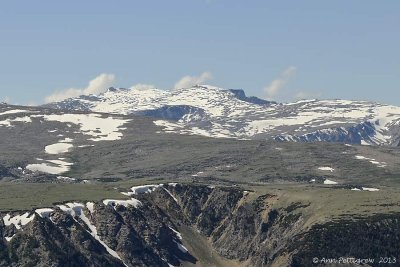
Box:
[291,214,400,267]
[1,184,399,267]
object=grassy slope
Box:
[0,183,126,212]
[64,126,400,187]
[242,183,400,228]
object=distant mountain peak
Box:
[107,86,118,92]
[43,85,400,146]
[227,89,276,106]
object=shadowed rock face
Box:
[290,214,400,267]
[1,184,400,267]
[227,89,276,106]
[137,105,207,121]
[274,121,377,144]
[1,213,123,267]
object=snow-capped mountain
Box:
[45,85,400,146]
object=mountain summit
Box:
[45,85,400,146]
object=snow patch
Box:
[355,155,368,160]
[361,140,371,146]
[35,208,54,218]
[175,241,189,253]
[355,155,387,168]
[26,159,73,175]
[122,184,163,196]
[45,142,74,154]
[362,187,380,192]
[3,212,35,230]
[35,113,130,142]
[57,202,85,217]
[86,202,95,213]
[163,187,179,203]
[60,138,73,143]
[318,167,334,172]
[0,116,32,127]
[5,235,15,242]
[57,176,76,181]
[0,109,32,116]
[78,144,95,148]
[103,199,142,209]
[169,226,183,240]
[323,179,338,185]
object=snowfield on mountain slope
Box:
[3,212,35,230]
[45,142,74,154]
[0,109,130,142]
[318,167,335,172]
[26,158,73,174]
[44,85,400,145]
[355,155,387,168]
[0,116,32,127]
[35,114,130,141]
[87,85,262,117]
[0,109,36,116]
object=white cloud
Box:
[264,66,297,99]
[45,73,115,103]
[45,88,82,103]
[83,74,115,95]
[293,90,322,100]
[129,83,156,91]
[174,71,212,90]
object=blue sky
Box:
[0,1,399,105]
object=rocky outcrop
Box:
[227,89,276,106]
[137,105,207,122]
[274,121,378,145]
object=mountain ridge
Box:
[43,85,400,146]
